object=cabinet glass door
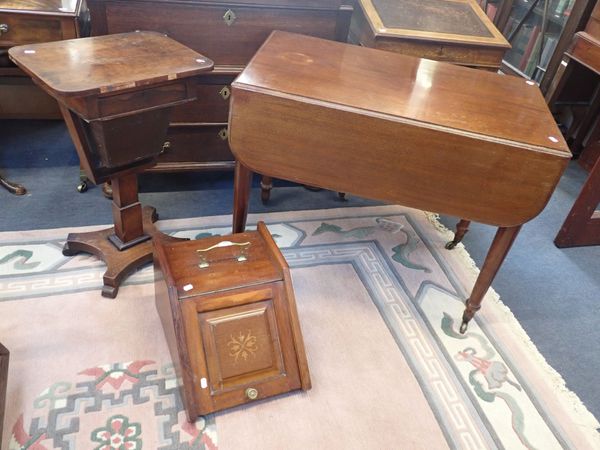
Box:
[502,0,574,80]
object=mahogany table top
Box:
[9,31,214,98]
[230,32,571,227]
[236,31,567,156]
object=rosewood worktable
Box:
[9,32,214,297]
[229,31,571,332]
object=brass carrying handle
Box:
[196,241,251,268]
[0,24,8,35]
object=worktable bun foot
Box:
[101,284,119,299]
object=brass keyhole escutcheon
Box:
[219,86,231,100]
[160,141,171,154]
[223,9,237,26]
[245,387,258,400]
[218,128,228,140]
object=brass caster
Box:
[102,182,113,200]
[459,320,469,334]
[445,241,458,250]
[77,181,88,193]
[261,190,271,204]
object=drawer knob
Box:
[0,24,8,35]
[160,141,171,154]
[223,9,237,26]
[219,86,231,100]
[245,387,258,400]
[218,128,228,140]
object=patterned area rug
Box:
[1,206,598,449]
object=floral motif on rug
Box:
[7,361,217,450]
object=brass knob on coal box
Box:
[245,387,258,400]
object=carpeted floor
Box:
[1,119,600,433]
[1,206,598,449]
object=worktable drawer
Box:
[103,2,339,65]
[0,14,64,48]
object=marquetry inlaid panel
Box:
[199,300,285,393]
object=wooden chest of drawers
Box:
[154,222,310,419]
[0,0,90,119]
[88,0,354,173]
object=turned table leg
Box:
[460,225,521,334]
[446,219,471,249]
[260,175,273,204]
[233,161,253,233]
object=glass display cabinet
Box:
[497,0,596,92]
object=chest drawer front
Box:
[171,82,233,124]
[180,0,343,7]
[0,14,64,47]
[159,125,234,164]
[104,3,338,65]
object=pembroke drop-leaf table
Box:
[9,31,214,297]
[229,31,571,333]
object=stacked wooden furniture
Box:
[349,0,510,70]
[154,222,310,420]
[87,0,354,201]
[545,2,600,248]
[0,0,89,119]
[10,32,214,297]
[0,0,90,195]
[229,31,571,332]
